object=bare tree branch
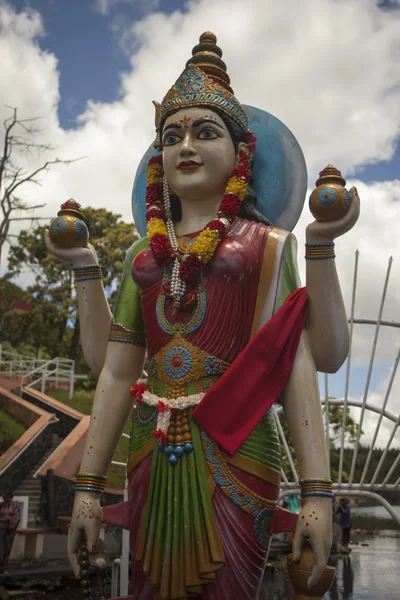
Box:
[0,107,81,262]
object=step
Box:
[16,481,41,489]
[15,487,41,495]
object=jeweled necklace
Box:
[145,130,256,306]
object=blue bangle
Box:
[75,486,103,494]
[72,264,100,270]
[301,491,333,498]
[305,242,335,247]
[305,254,336,260]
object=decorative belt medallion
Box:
[164,346,192,379]
[152,338,229,386]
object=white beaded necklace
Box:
[163,176,187,304]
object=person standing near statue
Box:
[0,490,21,573]
[337,498,352,551]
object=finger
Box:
[89,553,106,570]
[347,187,361,220]
[44,229,57,252]
[85,520,101,554]
[327,187,360,235]
[307,535,327,589]
[67,525,82,578]
[292,527,304,562]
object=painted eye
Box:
[198,129,218,140]
[164,134,180,146]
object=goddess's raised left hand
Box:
[291,496,333,589]
[306,186,360,242]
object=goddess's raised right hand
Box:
[67,491,105,578]
[45,230,98,267]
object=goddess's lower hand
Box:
[67,491,105,578]
[292,497,333,589]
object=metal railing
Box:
[19,356,76,400]
[0,345,50,374]
[0,345,78,400]
[277,251,400,526]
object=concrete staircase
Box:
[13,433,63,526]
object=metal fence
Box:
[0,345,79,400]
[278,251,400,526]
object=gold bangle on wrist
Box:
[305,242,335,260]
[75,473,106,494]
[72,264,103,281]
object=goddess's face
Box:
[162,107,237,201]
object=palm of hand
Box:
[45,230,98,266]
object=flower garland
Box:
[130,379,205,444]
[145,130,256,292]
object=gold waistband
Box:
[149,337,229,394]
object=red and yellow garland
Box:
[145,130,256,286]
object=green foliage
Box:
[46,388,96,416]
[0,409,26,453]
[3,207,137,364]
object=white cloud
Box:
[93,0,160,17]
[1,0,400,369]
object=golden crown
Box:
[153,32,248,149]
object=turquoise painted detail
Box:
[344,189,350,208]
[317,187,337,206]
[137,407,157,425]
[205,443,219,465]
[176,68,205,95]
[214,465,230,487]
[158,442,194,466]
[149,357,157,376]
[202,428,277,523]
[231,486,252,507]
[156,271,207,336]
[254,507,274,550]
[164,346,193,379]
[51,217,67,234]
[203,355,220,376]
[73,219,87,237]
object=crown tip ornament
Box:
[199,31,217,44]
[309,164,350,222]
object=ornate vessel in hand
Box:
[287,541,336,599]
[309,165,350,222]
[49,199,89,248]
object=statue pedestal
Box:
[287,541,335,599]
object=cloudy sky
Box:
[1,0,400,458]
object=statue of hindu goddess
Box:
[46,32,359,600]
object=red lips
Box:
[177,160,202,170]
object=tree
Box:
[0,107,77,263]
[6,207,137,363]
